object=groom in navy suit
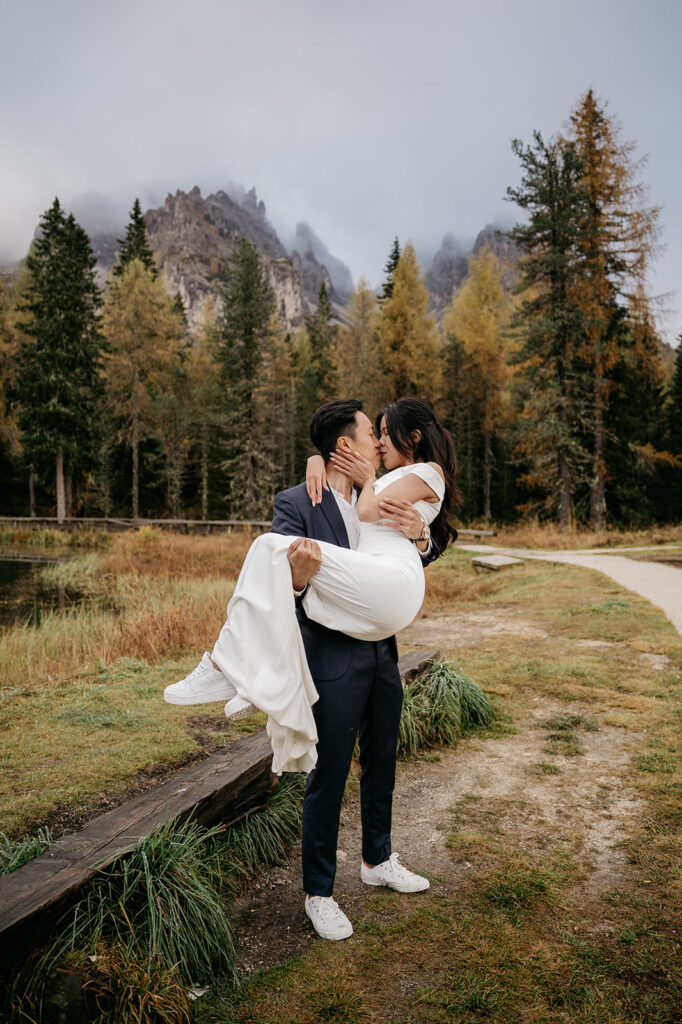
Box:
[271,399,438,940]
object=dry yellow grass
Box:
[490,520,682,550]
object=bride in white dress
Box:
[199,399,458,775]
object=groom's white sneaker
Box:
[305,895,353,940]
[163,652,236,705]
[361,853,430,893]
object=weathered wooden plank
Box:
[0,729,276,962]
[472,554,523,573]
[398,649,440,683]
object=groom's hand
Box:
[288,538,322,591]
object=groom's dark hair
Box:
[310,399,363,461]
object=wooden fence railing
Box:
[0,516,496,539]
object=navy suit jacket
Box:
[271,482,439,681]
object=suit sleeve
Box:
[271,490,306,538]
[419,536,441,567]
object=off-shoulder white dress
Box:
[211,463,444,775]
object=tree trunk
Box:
[483,429,492,523]
[55,451,66,523]
[590,365,606,529]
[466,408,473,515]
[65,471,72,519]
[201,424,209,520]
[558,448,572,531]
[28,472,36,518]
[132,414,139,520]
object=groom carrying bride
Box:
[164,400,441,940]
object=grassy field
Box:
[2,526,682,1021]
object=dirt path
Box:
[231,693,644,974]
[460,543,682,638]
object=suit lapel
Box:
[319,488,351,548]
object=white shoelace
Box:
[308,896,343,920]
[185,656,213,681]
[382,853,408,877]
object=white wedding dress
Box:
[211,463,444,775]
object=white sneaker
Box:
[224,695,258,721]
[361,853,430,893]
[163,652,236,705]
[305,895,353,940]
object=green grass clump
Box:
[398,659,494,757]
[0,827,53,875]
[220,773,306,888]
[83,945,192,1024]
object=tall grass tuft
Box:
[398,659,494,757]
[220,774,306,889]
[0,828,53,875]
[83,945,193,1024]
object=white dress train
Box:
[211,463,444,775]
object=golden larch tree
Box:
[102,259,184,518]
[376,243,442,403]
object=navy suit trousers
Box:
[302,637,403,896]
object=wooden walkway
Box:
[0,650,438,964]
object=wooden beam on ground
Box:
[472,554,523,573]
[398,649,440,683]
[0,729,276,964]
[455,528,497,539]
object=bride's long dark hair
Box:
[376,397,461,551]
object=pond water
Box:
[0,555,91,629]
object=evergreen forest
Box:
[1,92,680,528]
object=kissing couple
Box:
[164,397,459,940]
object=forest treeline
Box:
[1,91,681,528]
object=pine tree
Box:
[15,200,104,521]
[668,340,682,456]
[376,243,442,402]
[306,282,338,402]
[215,237,277,518]
[604,317,671,523]
[381,237,401,301]
[294,282,339,477]
[185,296,224,520]
[102,258,183,518]
[568,90,660,527]
[665,340,682,517]
[113,198,157,278]
[506,132,591,527]
[442,248,514,521]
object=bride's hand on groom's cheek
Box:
[329,450,375,486]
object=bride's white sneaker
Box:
[224,695,258,721]
[305,895,353,940]
[163,652,236,705]
[361,853,429,893]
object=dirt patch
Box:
[400,607,548,647]
[229,697,644,975]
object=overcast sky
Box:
[1,0,680,344]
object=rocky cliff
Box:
[89,186,353,331]
[425,224,521,313]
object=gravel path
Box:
[460,544,682,638]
